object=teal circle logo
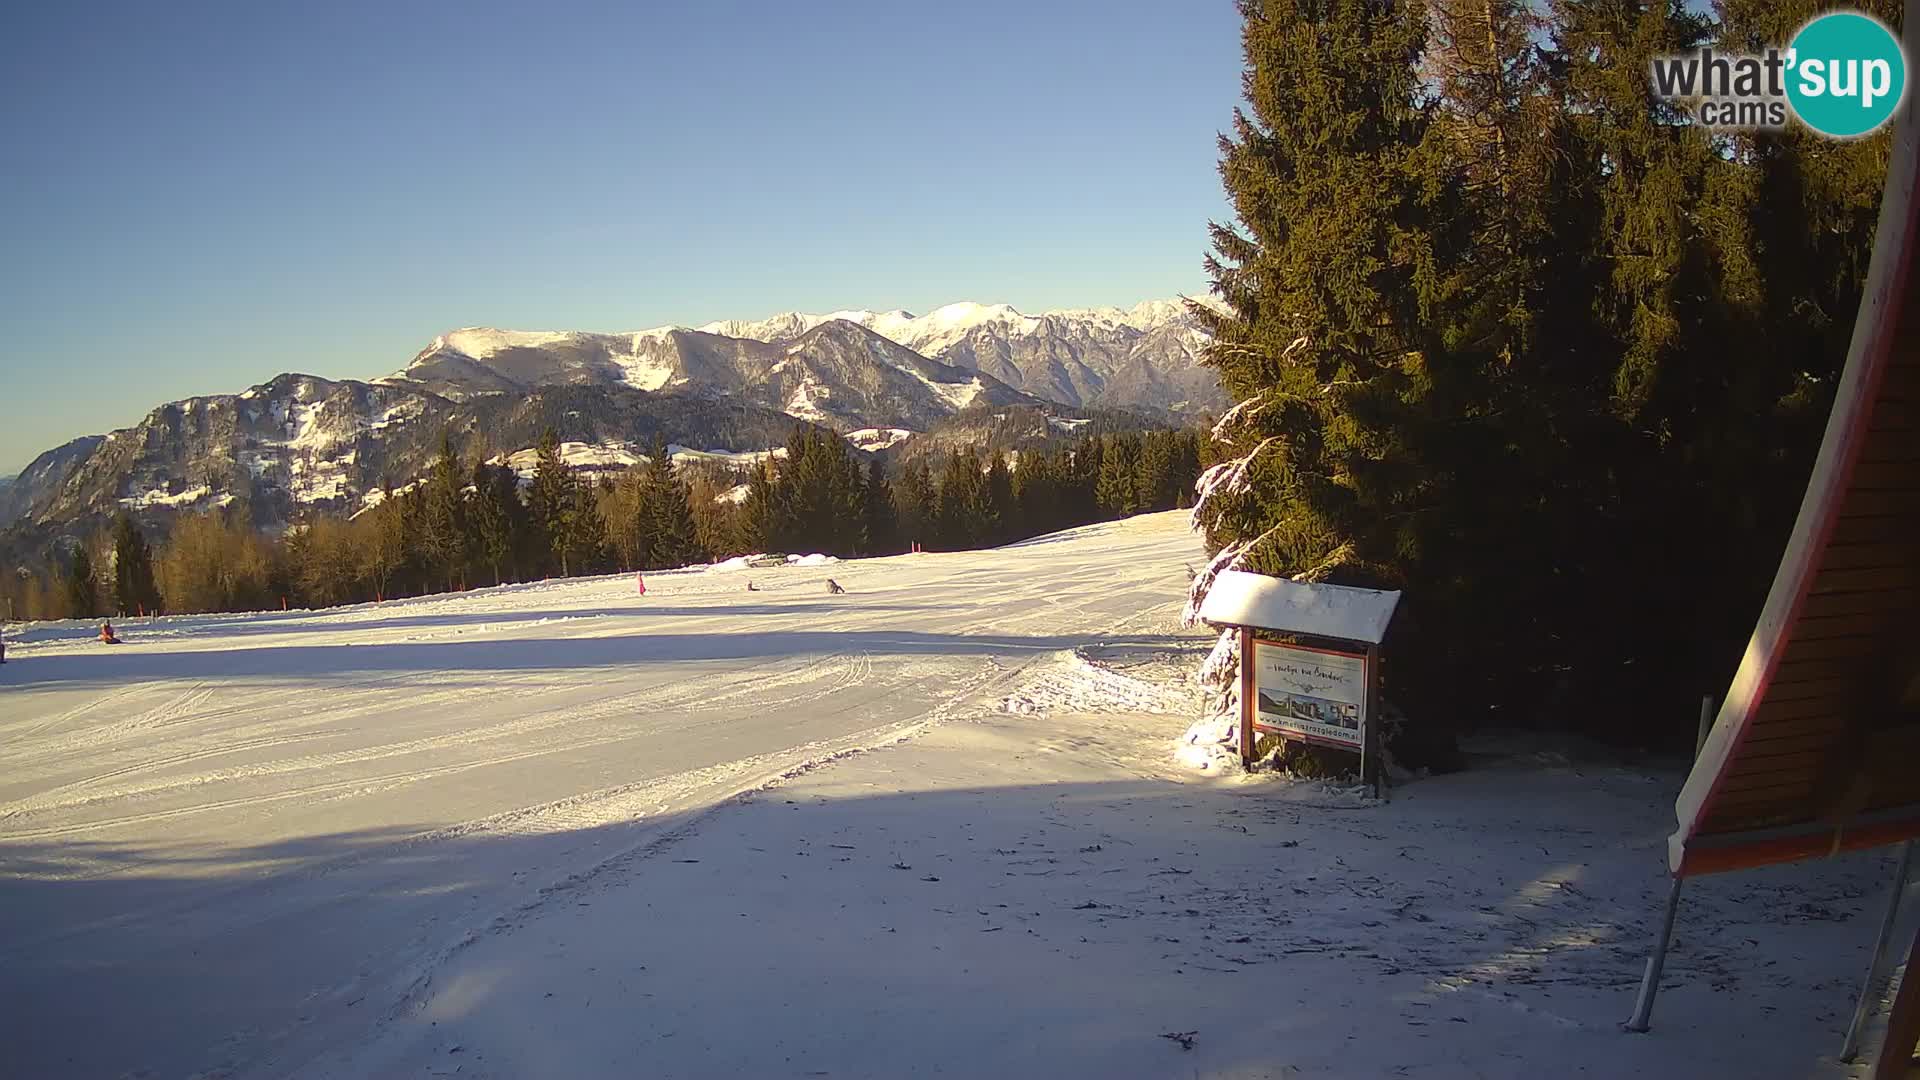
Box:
[1786,11,1907,138]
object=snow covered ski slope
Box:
[4,511,1900,1080]
[0,512,1203,1080]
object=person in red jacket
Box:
[98,621,121,644]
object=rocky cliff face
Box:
[0,436,104,527]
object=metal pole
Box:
[1843,841,1917,1062]
[1626,875,1685,1032]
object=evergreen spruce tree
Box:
[470,461,518,586]
[1545,0,1758,715]
[740,456,780,555]
[768,427,866,557]
[862,459,898,555]
[827,435,867,557]
[1134,431,1178,513]
[552,472,601,577]
[110,513,162,616]
[1172,432,1202,509]
[1096,433,1142,518]
[1013,449,1061,539]
[1067,436,1103,526]
[1194,0,1475,751]
[892,459,935,550]
[1197,0,1449,576]
[645,433,702,568]
[981,453,1014,545]
[773,426,822,553]
[66,546,99,620]
[933,449,984,550]
[527,428,574,577]
[420,432,470,591]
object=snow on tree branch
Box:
[1191,437,1282,525]
[1207,394,1269,442]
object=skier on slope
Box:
[98,621,121,645]
[826,579,846,595]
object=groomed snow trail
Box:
[0,512,1203,1080]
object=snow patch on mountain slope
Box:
[929,376,985,411]
[357,481,420,512]
[270,399,327,451]
[845,428,914,452]
[492,442,642,478]
[291,458,352,504]
[288,449,360,505]
[611,331,681,391]
[437,328,576,358]
[785,379,830,422]
[668,445,785,466]
[479,442,786,483]
[121,485,215,509]
[369,400,422,432]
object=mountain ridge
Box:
[383,295,1223,416]
[1,296,1223,537]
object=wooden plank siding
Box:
[1666,83,1920,877]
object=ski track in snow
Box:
[0,512,1203,1080]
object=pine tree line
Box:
[1193,0,1897,744]
[2,426,1204,620]
[714,426,1202,558]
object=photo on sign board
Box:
[1257,689,1360,731]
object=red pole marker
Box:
[636,573,647,596]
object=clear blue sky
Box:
[0,1,1242,475]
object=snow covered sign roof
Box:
[1198,570,1401,645]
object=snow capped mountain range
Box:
[386,297,1224,419]
[698,298,1196,345]
[696,298,1223,417]
[1,297,1222,534]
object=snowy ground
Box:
[302,723,1913,1080]
[0,511,1910,1078]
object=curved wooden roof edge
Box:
[1669,34,1920,878]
